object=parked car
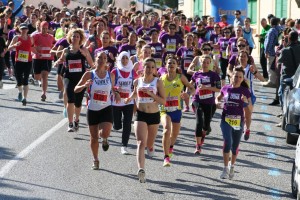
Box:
[292,136,300,199]
[148,3,171,11]
[282,65,300,145]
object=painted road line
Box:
[261,105,267,110]
[262,114,271,118]
[264,125,272,131]
[3,84,16,90]
[269,189,280,199]
[261,96,267,101]
[267,152,277,159]
[0,118,68,178]
[267,137,276,143]
[268,168,281,176]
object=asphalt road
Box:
[0,68,296,200]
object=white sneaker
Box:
[137,168,146,183]
[220,167,229,179]
[0,81,3,89]
[121,146,129,155]
[229,166,234,179]
[147,147,155,157]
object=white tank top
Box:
[112,69,134,106]
[244,64,255,95]
[88,70,112,111]
[137,77,158,104]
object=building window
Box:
[275,0,287,18]
[248,0,257,24]
[194,0,203,17]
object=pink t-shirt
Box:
[32,33,55,60]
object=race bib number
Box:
[166,43,176,52]
[93,90,108,105]
[138,88,154,103]
[69,59,82,72]
[165,96,178,112]
[199,84,213,99]
[119,88,130,99]
[225,115,241,130]
[221,51,227,59]
[213,49,220,55]
[183,60,191,71]
[154,58,162,69]
[17,50,29,62]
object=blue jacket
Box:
[264,25,281,56]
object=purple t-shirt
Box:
[160,34,184,54]
[118,44,136,56]
[136,27,151,37]
[192,71,221,104]
[157,66,167,77]
[217,37,230,59]
[221,84,251,121]
[176,46,194,74]
[148,42,163,68]
[8,29,17,41]
[228,37,238,56]
[94,46,118,71]
[55,38,69,48]
[49,21,60,30]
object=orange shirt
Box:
[32,33,55,60]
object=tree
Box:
[296,0,300,7]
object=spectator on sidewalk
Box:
[234,10,244,27]
[255,18,271,79]
[262,17,281,88]
[218,14,228,29]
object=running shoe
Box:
[34,80,39,85]
[147,147,155,157]
[194,145,201,155]
[183,106,189,112]
[18,92,22,101]
[39,81,42,87]
[121,146,129,155]
[74,119,79,131]
[67,122,74,132]
[0,80,3,89]
[92,160,99,170]
[102,138,109,151]
[41,94,46,101]
[220,167,229,179]
[169,147,174,158]
[58,91,63,99]
[163,157,171,167]
[244,129,250,141]
[137,168,146,183]
[21,98,27,106]
[63,108,67,118]
[9,76,15,81]
[229,166,234,180]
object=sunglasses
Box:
[202,48,211,51]
[214,26,220,28]
[238,44,246,47]
[224,32,231,34]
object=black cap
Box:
[289,31,299,42]
[235,10,241,15]
[267,14,275,19]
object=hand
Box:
[115,93,121,104]
[180,92,189,100]
[265,53,269,59]
[124,97,131,104]
[249,65,255,73]
[79,48,87,57]
[216,102,223,109]
[89,42,95,48]
[241,94,248,103]
[108,52,114,60]
[84,79,93,88]
[15,41,22,47]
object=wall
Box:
[178,1,194,18]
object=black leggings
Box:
[0,57,4,81]
[15,61,32,86]
[112,104,134,147]
[220,57,229,80]
[193,102,214,137]
[64,78,85,107]
[4,51,10,69]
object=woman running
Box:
[190,55,221,154]
[124,58,166,183]
[215,67,252,180]
[111,51,137,155]
[54,28,94,132]
[74,50,121,170]
[160,54,195,166]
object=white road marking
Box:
[3,84,16,90]
[0,118,68,178]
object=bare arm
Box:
[74,71,92,93]
[154,79,166,105]
[7,36,19,51]
[187,56,199,75]
[181,75,195,96]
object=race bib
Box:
[221,51,227,59]
[138,88,154,103]
[17,50,29,62]
[166,43,176,52]
[119,88,130,99]
[199,84,213,99]
[225,115,241,130]
[183,60,191,71]
[154,58,162,69]
[40,54,51,58]
[93,90,108,105]
[69,59,82,72]
[213,49,220,55]
[40,47,51,58]
[165,96,178,112]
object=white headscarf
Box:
[116,51,134,72]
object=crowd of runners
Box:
[1,0,299,183]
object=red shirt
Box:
[218,22,229,29]
[15,36,32,62]
[32,33,55,60]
